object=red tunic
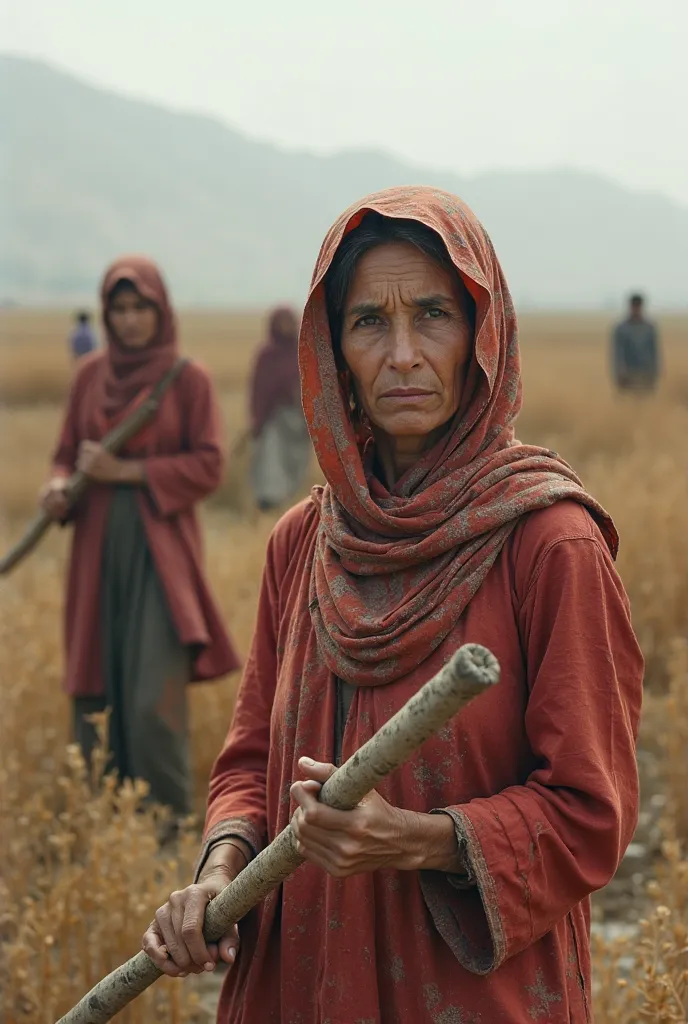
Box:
[51,352,241,697]
[202,497,642,1024]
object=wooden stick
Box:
[0,359,187,576]
[57,643,499,1024]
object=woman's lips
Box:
[380,388,435,402]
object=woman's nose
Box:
[388,321,422,371]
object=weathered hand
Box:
[76,440,125,482]
[142,867,240,979]
[39,477,70,519]
[290,757,416,878]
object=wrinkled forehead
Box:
[309,187,494,308]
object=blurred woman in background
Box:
[41,256,241,820]
[249,306,311,512]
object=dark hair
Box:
[629,293,644,306]
[76,310,90,323]
[108,278,140,302]
[324,212,475,355]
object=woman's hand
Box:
[291,758,464,878]
[76,441,144,484]
[142,842,249,978]
[76,441,125,482]
[39,477,70,520]
[291,758,418,878]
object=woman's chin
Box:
[374,413,450,442]
[118,338,153,350]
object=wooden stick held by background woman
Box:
[0,358,186,575]
[57,642,499,1024]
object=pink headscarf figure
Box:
[249,306,311,511]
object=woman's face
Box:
[107,286,159,349]
[340,242,473,441]
[273,309,298,337]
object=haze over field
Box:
[2,0,686,308]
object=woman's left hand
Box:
[290,757,417,878]
[77,441,125,482]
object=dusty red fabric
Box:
[200,188,643,1023]
[99,255,180,416]
[249,306,301,436]
[204,500,642,1024]
[51,299,241,697]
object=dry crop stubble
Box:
[1,310,687,1022]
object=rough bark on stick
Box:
[57,642,499,1024]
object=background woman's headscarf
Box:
[250,306,302,436]
[100,255,179,417]
[299,186,617,685]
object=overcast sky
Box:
[4,0,687,205]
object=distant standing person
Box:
[249,306,311,511]
[611,293,660,393]
[41,256,241,819]
[69,310,98,360]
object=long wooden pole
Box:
[0,359,187,576]
[58,642,499,1024]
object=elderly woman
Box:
[143,189,643,1022]
[249,306,311,512]
[41,256,240,818]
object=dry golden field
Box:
[1,309,687,1023]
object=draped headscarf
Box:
[250,306,302,436]
[99,255,179,416]
[300,186,617,686]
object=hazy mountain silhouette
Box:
[1,54,686,308]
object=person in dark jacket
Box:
[611,293,660,392]
[69,311,98,360]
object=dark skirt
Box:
[73,487,192,815]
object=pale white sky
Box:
[4,0,687,205]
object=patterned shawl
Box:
[299,186,616,685]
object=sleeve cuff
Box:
[193,818,264,883]
[431,808,476,887]
[419,807,504,975]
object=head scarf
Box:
[99,255,179,416]
[250,305,302,435]
[300,186,617,686]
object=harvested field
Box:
[1,310,687,1022]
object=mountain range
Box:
[1,53,686,309]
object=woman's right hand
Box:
[142,842,249,978]
[39,477,70,520]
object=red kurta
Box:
[202,497,642,1024]
[52,352,241,697]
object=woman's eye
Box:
[424,307,447,319]
[354,314,381,328]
